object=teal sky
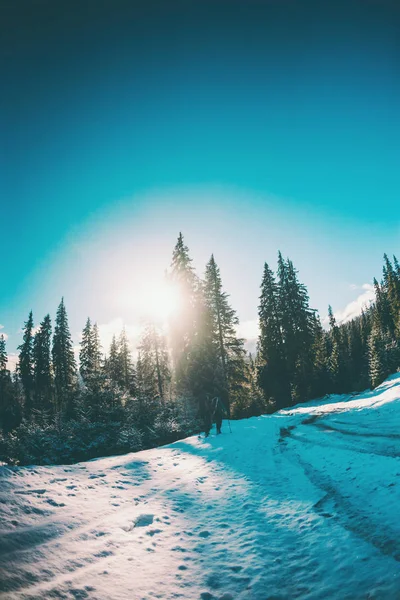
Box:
[1,0,399,357]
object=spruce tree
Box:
[169,233,202,396]
[0,335,22,432]
[310,313,330,398]
[327,306,342,392]
[286,258,316,402]
[373,277,395,339]
[91,323,102,376]
[118,328,136,395]
[17,311,35,417]
[0,335,6,374]
[277,254,316,403]
[347,317,369,390]
[258,262,290,408]
[33,314,53,413]
[204,254,247,414]
[368,322,389,388]
[246,351,265,416]
[107,334,121,385]
[136,322,171,425]
[52,298,77,417]
[80,317,94,383]
[186,288,223,409]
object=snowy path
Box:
[1,375,400,599]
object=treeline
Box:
[0,235,399,465]
[257,252,400,409]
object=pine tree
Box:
[393,255,400,280]
[136,322,171,426]
[52,298,77,417]
[107,334,120,385]
[257,262,290,408]
[383,254,400,338]
[277,254,316,403]
[185,289,223,409]
[238,351,265,417]
[373,277,395,339]
[118,328,136,394]
[17,311,35,416]
[327,305,342,392]
[33,314,54,413]
[368,323,389,388]
[0,335,6,374]
[80,317,94,383]
[347,317,369,390]
[310,313,330,398]
[91,323,102,376]
[168,233,200,394]
[0,335,22,432]
[204,255,247,414]
[286,259,316,401]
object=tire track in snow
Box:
[280,426,400,564]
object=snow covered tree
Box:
[52,298,77,417]
[33,314,54,413]
[17,311,35,416]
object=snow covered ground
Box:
[1,374,400,600]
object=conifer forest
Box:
[1,235,399,466]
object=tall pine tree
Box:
[168,233,201,395]
[118,328,136,394]
[33,314,53,413]
[52,298,77,417]
[0,335,21,432]
[17,311,35,416]
[204,255,247,414]
[258,262,290,408]
[80,317,94,383]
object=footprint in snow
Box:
[46,498,66,507]
[146,528,163,536]
[199,530,211,538]
[122,513,155,532]
[197,476,208,484]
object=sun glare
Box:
[140,282,181,321]
[115,280,181,323]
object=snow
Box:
[1,375,400,599]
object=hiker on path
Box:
[212,396,227,435]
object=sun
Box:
[140,281,181,322]
[113,278,181,323]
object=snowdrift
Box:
[1,374,400,599]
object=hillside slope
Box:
[1,374,400,600]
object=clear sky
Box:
[1,0,399,359]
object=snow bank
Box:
[1,374,400,599]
